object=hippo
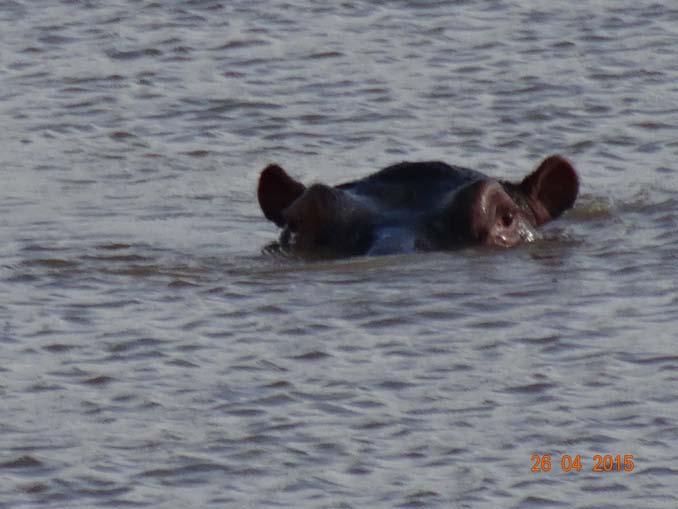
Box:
[257,155,578,257]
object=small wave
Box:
[566,194,615,221]
[0,455,43,469]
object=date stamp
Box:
[531,454,635,473]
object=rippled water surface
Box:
[3,1,678,508]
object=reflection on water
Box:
[2,1,678,508]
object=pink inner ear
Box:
[257,164,306,227]
[520,155,579,226]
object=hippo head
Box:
[430,155,579,250]
[258,155,578,257]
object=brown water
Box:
[2,1,678,508]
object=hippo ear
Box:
[519,155,579,226]
[258,164,306,227]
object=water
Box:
[2,1,678,507]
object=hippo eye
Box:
[500,211,514,228]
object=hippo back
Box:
[336,161,486,211]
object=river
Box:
[2,1,678,507]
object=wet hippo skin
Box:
[258,155,579,257]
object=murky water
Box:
[2,1,678,508]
